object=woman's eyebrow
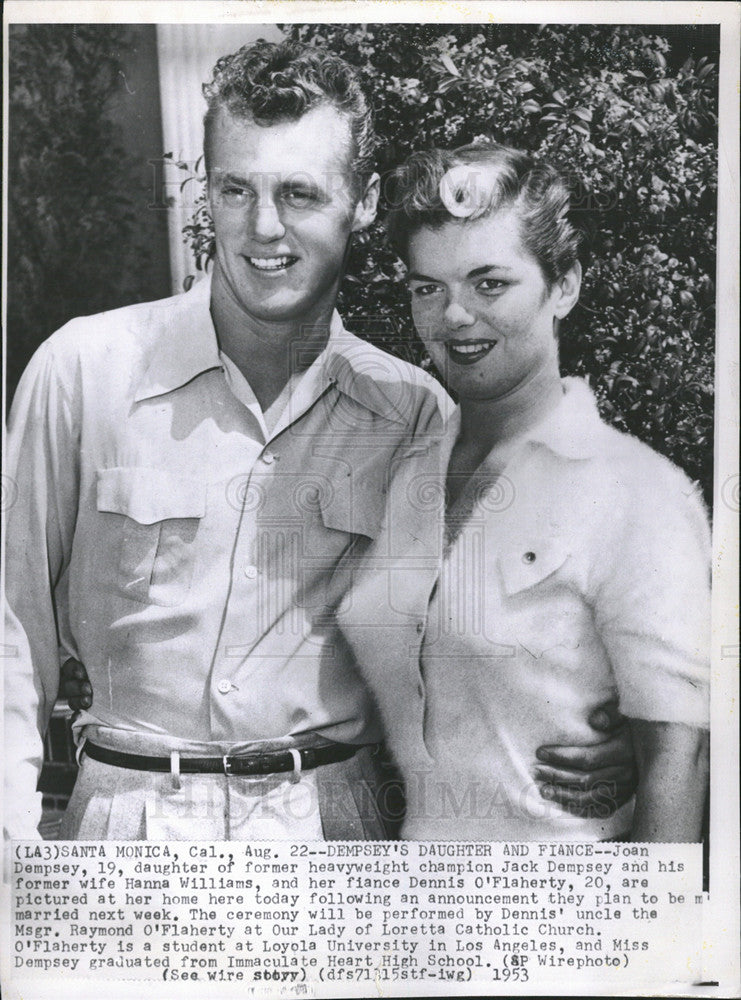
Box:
[406,271,440,283]
[468,264,514,277]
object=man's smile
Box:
[445,339,497,365]
[246,254,299,272]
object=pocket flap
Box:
[96,467,206,524]
[497,537,570,596]
[318,475,385,539]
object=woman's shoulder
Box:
[597,419,703,508]
[557,379,704,506]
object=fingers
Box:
[587,700,624,733]
[533,764,630,792]
[538,779,634,818]
[536,733,633,771]
[60,658,93,710]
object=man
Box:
[4,40,632,841]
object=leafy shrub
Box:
[183,24,718,501]
[7,25,153,395]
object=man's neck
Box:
[209,263,335,411]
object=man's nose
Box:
[251,198,286,242]
[443,299,476,330]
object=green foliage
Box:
[7,25,153,394]
[183,24,718,500]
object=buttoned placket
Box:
[208,377,338,738]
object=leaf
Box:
[627,69,647,80]
[439,52,460,77]
[572,123,590,137]
[521,100,542,114]
[573,107,592,122]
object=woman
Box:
[337,143,710,841]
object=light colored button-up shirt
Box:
[3,277,449,835]
[338,378,711,840]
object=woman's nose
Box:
[443,299,476,329]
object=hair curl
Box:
[202,39,376,185]
[385,142,588,286]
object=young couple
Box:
[6,39,708,842]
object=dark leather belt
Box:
[83,740,369,776]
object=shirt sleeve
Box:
[591,455,711,729]
[3,339,80,838]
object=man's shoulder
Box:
[44,289,193,361]
[328,329,452,429]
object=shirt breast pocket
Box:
[496,536,575,658]
[96,467,206,607]
[316,470,385,543]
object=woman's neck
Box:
[457,365,564,456]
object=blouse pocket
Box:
[96,467,206,607]
[497,536,571,596]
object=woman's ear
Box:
[351,172,380,232]
[553,260,582,319]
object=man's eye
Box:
[282,189,320,207]
[220,187,251,206]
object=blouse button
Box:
[522,551,536,564]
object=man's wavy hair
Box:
[203,39,376,185]
[386,142,588,287]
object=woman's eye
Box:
[478,278,506,294]
[410,284,441,298]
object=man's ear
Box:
[553,260,582,319]
[351,172,380,232]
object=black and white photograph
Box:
[2,2,738,997]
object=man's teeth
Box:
[449,341,495,354]
[249,256,294,270]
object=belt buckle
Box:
[221,749,302,779]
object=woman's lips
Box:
[445,339,497,365]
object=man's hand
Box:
[534,701,637,817]
[60,658,92,711]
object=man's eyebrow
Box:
[217,171,251,186]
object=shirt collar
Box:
[523,377,608,460]
[135,277,435,428]
[441,376,608,462]
[322,315,434,426]
[134,276,220,402]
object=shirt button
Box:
[522,551,536,564]
[416,622,425,634]
[216,679,232,695]
[261,451,276,465]
[244,565,259,579]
